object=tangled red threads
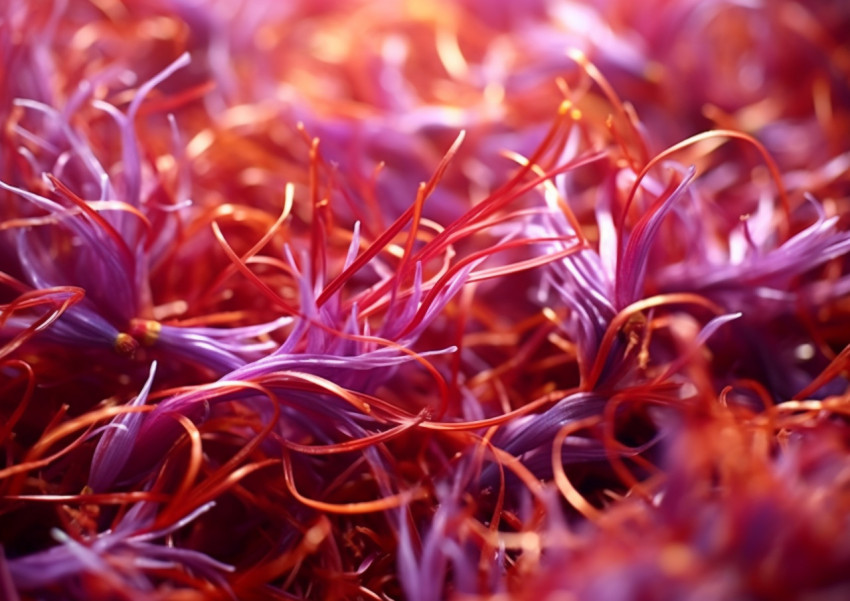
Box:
[2,1,850,600]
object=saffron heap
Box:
[2,1,850,600]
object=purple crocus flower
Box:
[6,501,233,600]
[0,54,191,353]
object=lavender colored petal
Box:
[89,362,157,491]
[616,166,696,307]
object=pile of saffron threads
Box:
[2,1,850,599]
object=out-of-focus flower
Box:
[6,501,234,600]
[490,408,850,601]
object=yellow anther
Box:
[113,332,138,357]
[130,319,162,346]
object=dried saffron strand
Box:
[585,292,724,389]
[4,492,171,504]
[0,360,34,445]
[282,451,427,515]
[279,412,428,456]
[209,220,300,316]
[552,416,604,521]
[354,149,610,315]
[197,183,295,309]
[618,129,792,241]
[793,342,850,401]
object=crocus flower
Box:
[6,501,234,599]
